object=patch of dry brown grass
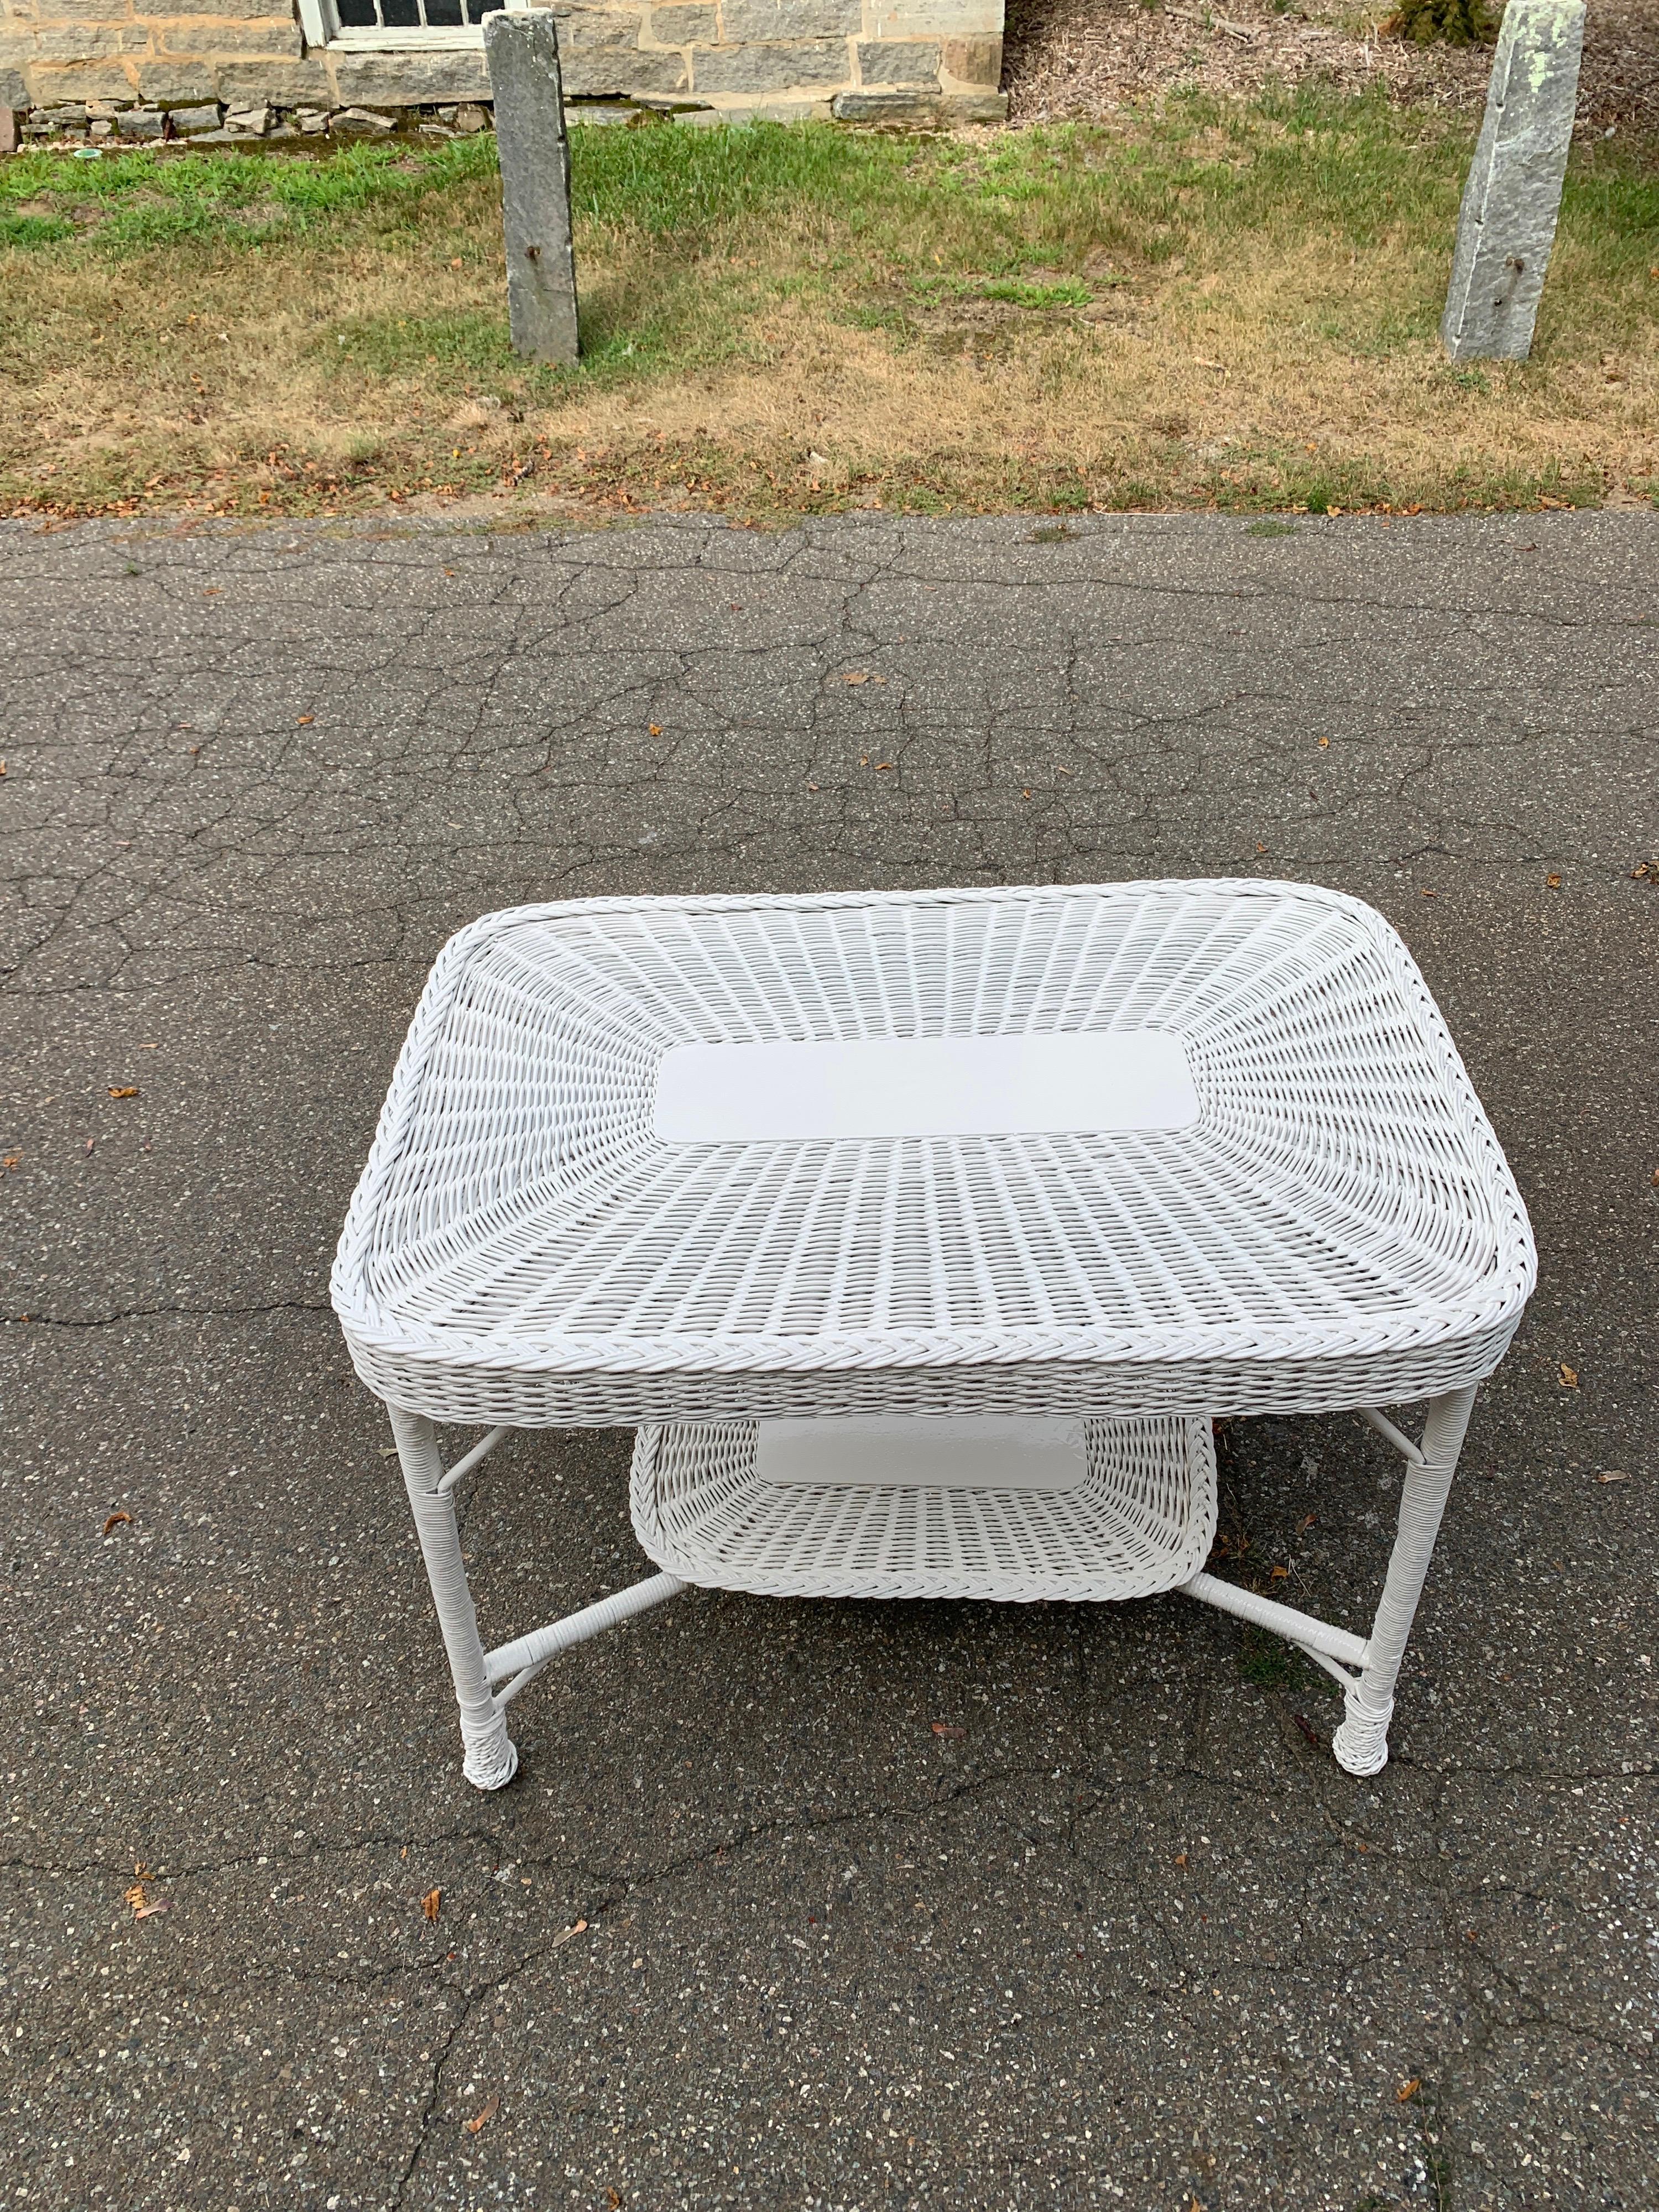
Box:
[549,245,1656,517]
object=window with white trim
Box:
[297,0,529,50]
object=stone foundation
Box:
[1,0,1006,131]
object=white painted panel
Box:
[653,1029,1199,1142]
[755,1415,1088,1492]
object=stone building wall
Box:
[1,0,1006,135]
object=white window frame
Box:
[297,0,533,54]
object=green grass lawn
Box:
[2,95,1655,520]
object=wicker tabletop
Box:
[335,879,1535,1427]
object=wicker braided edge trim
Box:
[345,1317,1520,1428]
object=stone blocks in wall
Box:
[867,0,998,34]
[32,23,144,57]
[720,0,860,36]
[854,36,938,84]
[555,24,687,97]
[645,3,716,43]
[25,60,141,98]
[134,61,217,95]
[940,33,998,84]
[155,18,302,57]
[4,0,1009,129]
[832,85,1004,122]
[157,0,302,17]
[331,47,491,103]
[213,53,333,102]
[692,37,846,93]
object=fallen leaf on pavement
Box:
[3,1155,19,1172]
[930,1722,966,1740]
[1173,1851,1188,1867]
[421,1889,441,1922]
[1292,1713,1322,1749]
[547,1917,589,1950]
[296,714,314,726]
[843,671,869,685]
[1270,1564,1290,1579]
[1545,873,1562,889]
[103,1511,132,1533]
[134,1898,171,1919]
[1559,1364,1579,1388]
[464,2094,500,2135]
[1420,887,1438,899]
[1597,1470,1630,1484]
[1396,2078,1421,2103]
[108,1086,138,1099]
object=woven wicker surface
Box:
[333,880,1535,1426]
[630,1416,1218,1603]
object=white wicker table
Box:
[333,881,1535,1790]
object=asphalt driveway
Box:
[2,509,1655,2211]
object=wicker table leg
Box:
[389,1404,520,1791]
[1331,1384,1477,1777]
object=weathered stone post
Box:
[1441,0,1586,363]
[483,8,580,364]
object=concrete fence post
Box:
[483,8,580,365]
[1441,0,1587,363]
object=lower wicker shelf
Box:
[629,1413,1217,1604]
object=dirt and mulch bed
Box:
[1004,0,1659,131]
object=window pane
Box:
[467,0,508,19]
[334,0,383,25]
[426,0,465,23]
[380,0,423,25]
